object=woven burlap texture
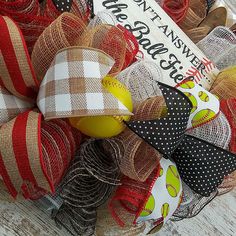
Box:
[31,12,87,81]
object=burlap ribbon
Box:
[0,12,135,200]
[210,66,236,100]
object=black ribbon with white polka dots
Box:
[126,82,236,196]
[52,0,73,12]
[126,82,192,157]
[172,135,236,196]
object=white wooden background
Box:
[0,190,235,236]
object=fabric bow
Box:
[0,18,79,200]
[126,81,236,197]
[0,15,131,200]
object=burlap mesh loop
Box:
[101,96,165,182]
[32,12,87,81]
[96,202,146,236]
[185,26,211,44]
[131,96,166,121]
[210,66,236,100]
[103,131,161,182]
[179,0,207,30]
[79,24,126,75]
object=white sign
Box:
[94,0,219,90]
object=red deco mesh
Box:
[80,24,127,76]
[21,118,81,200]
[0,0,58,54]
[210,67,236,100]
[117,25,139,70]
[109,167,160,227]
[41,119,81,188]
[96,202,146,236]
[219,99,236,193]
[40,0,61,19]
[31,12,87,81]
[70,0,89,20]
[162,0,190,23]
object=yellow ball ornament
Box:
[140,194,155,217]
[69,76,133,138]
[166,165,181,198]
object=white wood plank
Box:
[0,190,235,235]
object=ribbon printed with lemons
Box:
[137,158,183,231]
[176,80,220,129]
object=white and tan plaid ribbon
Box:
[0,86,33,125]
[37,46,132,120]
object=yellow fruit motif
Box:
[191,109,216,127]
[198,91,209,102]
[69,76,133,138]
[179,80,195,89]
[140,194,155,217]
[166,165,181,198]
[184,92,197,114]
[161,203,170,218]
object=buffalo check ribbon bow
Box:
[0,16,131,199]
[126,81,236,197]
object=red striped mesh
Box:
[41,119,81,190]
[221,99,236,153]
[162,0,190,23]
[117,25,139,70]
[109,167,160,227]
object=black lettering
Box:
[138,1,151,12]
[160,54,181,70]
[102,0,128,22]
[166,30,178,43]
[182,45,194,58]
[150,12,162,22]
[147,43,169,59]
[160,54,184,83]
[174,38,184,49]
[190,56,201,67]
[158,25,168,35]
[139,38,152,49]
[197,63,206,77]
[124,21,149,40]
